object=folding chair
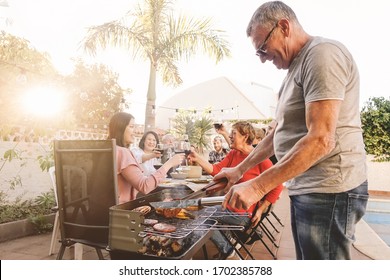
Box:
[53,139,118,260]
[257,205,284,247]
[270,208,285,227]
[48,166,60,256]
[48,166,84,259]
[228,204,279,260]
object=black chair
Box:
[53,140,118,260]
[228,204,280,260]
[270,208,285,227]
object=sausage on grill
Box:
[132,205,151,215]
[153,223,177,233]
[143,219,159,226]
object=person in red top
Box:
[188,121,283,259]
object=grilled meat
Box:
[153,223,177,233]
[155,207,182,218]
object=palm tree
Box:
[171,109,213,153]
[82,0,231,129]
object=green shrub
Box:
[0,191,55,232]
[361,97,390,161]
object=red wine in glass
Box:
[213,123,222,129]
[154,148,164,154]
[154,144,164,154]
[183,141,191,156]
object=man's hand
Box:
[222,179,265,211]
[213,166,243,192]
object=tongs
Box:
[184,178,228,199]
[149,178,228,211]
[150,196,225,210]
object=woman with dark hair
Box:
[131,131,162,175]
[108,112,184,203]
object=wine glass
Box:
[154,143,164,164]
[213,118,223,130]
[183,141,191,166]
[174,139,192,169]
[155,143,164,154]
[183,141,191,156]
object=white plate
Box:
[157,180,187,188]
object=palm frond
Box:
[158,56,182,86]
[133,0,172,39]
[164,14,231,63]
[82,20,150,60]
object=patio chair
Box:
[48,166,83,259]
[226,204,280,260]
[53,139,118,260]
[270,209,285,227]
[48,166,59,256]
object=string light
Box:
[128,100,239,115]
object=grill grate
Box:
[141,207,218,238]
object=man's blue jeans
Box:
[290,181,368,260]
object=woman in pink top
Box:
[108,112,184,203]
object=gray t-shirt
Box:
[274,36,367,195]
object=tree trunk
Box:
[144,63,157,130]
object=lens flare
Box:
[22,87,65,117]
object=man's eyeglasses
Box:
[255,23,278,57]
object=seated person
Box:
[108,112,184,203]
[213,121,231,146]
[160,133,175,164]
[252,127,266,147]
[131,131,162,175]
[208,136,229,163]
[188,121,283,259]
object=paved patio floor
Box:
[2,188,388,260]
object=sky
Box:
[2,0,390,124]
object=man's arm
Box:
[223,99,341,210]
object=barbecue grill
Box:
[108,187,219,259]
[108,186,244,260]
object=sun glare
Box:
[22,87,65,117]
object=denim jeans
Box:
[210,206,251,254]
[290,181,368,260]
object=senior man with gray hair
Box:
[215,1,368,260]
